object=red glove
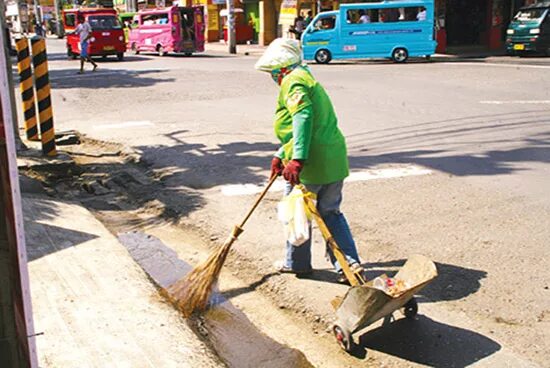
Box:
[270,157,283,177]
[283,159,304,186]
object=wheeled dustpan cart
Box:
[331,254,438,353]
[296,185,438,353]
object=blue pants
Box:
[80,41,89,58]
[283,181,360,273]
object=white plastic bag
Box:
[277,187,315,246]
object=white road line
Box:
[221,165,433,196]
[92,121,154,130]
[480,100,550,105]
[440,61,550,69]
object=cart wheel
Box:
[403,297,418,319]
[333,324,353,353]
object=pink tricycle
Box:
[128,5,205,56]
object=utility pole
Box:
[53,0,62,37]
[226,0,236,54]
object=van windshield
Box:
[513,8,547,22]
[88,15,122,30]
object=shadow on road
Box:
[49,68,174,89]
[358,315,501,367]
[23,198,99,262]
[296,258,486,303]
[347,110,550,177]
[139,130,279,189]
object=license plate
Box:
[103,46,115,51]
[513,44,525,50]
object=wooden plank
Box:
[0,11,38,367]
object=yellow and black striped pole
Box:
[15,37,39,141]
[31,36,56,156]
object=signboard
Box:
[6,4,19,16]
[207,4,219,31]
[279,0,297,25]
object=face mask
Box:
[270,64,299,85]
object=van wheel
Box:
[315,49,332,64]
[157,45,166,57]
[184,52,192,57]
[117,52,124,61]
[131,43,139,55]
[392,48,408,63]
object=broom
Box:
[164,174,278,317]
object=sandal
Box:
[274,261,312,275]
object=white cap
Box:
[254,38,302,72]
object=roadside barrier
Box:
[15,37,39,141]
[30,36,56,156]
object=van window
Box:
[514,8,547,21]
[346,6,425,24]
[89,15,122,30]
[315,15,336,30]
[65,13,76,27]
[141,13,169,25]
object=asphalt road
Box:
[17,38,550,367]
[38,38,550,208]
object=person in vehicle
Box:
[359,10,371,23]
[417,7,427,21]
[255,38,364,283]
[74,14,97,74]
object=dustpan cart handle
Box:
[297,184,364,287]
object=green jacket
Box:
[274,66,349,185]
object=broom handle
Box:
[238,174,278,228]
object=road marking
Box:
[440,61,550,70]
[480,100,550,105]
[221,165,433,196]
[93,121,154,130]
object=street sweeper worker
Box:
[255,38,363,282]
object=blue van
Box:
[302,0,437,63]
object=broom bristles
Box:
[164,237,234,317]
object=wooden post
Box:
[0,10,38,367]
[0,1,25,151]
